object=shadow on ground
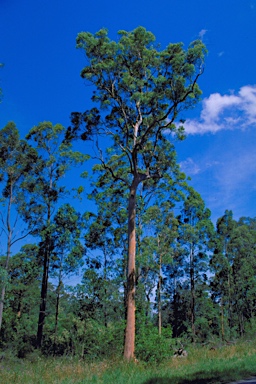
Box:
[143,379,223,384]
[143,370,228,384]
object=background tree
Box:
[137,170,185,336]
[0,244,41,356]
[0,122,38,330]
[177,187,214,341]
[210,210,237,339]
[211,214,256,339]
[25,121,87,348]
[50,204,84,354]
[69,26,206,360]
[231,217,256,336]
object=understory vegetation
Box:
[1,340,256,384]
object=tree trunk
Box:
[37,246,50,348]
[220,297,225,341]
[0,193,13,330]
[0,285,6,330]
[227,271,232,331]
[158,238,162,336]
[190,244,196,342]
[53,276,62,355]
[37,173,52,349]
[124,180,138,361]
[103,246,108,328]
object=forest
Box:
[0,27,256,364]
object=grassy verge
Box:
[0,340,256,384]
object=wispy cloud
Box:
[180,157,201,175]
[184,85,256,134]
[208,148,256,220]
[198,29,207,39]
[180,137,256,221]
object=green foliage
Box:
[23,121,88,349]
[210,211,256,339]
[0,245,40,356]
[70,26,207,189]
[0,266,8,287]
[176,187,214,340]
[41,315,125,359]
[1,341,256,383]
[136,323,173,362]
[0,122,40,330]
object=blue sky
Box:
[1,0,256,225]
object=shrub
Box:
[135,324,173,363]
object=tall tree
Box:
[51,204,84,354]
[0,244,41,356]
[25,121,87,348]
[84,183,127,327]
[0,122,38,330]
[231,218,256,336]
[138,175,184,335]
[210,210,237,339]
[211,214,256,338]
[178,187,214,341]
[69,26,206,359]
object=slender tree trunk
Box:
[0,286,6,330]
[190,244,195,342]
[220,297,225,341]
[124,180,138,361]
[173,276,178,338]
[224,241,233,333]
[37,246,50,348]
[158,238,162,336]
[227,271,232,331]
[0,193,13,330]
[37,166,53,349]
[37,200,51,348]
[53,290,60,355]
[103,245,108,328]
[53,272,62,355]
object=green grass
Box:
[1,341,256,384]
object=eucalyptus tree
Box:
[210,210,237,339]
[140,207,178,335]
[231,217,256,335]
[0,122,38,330]
[69,26,206,359]
[51,204,84,353]
[84,180,128,327]
[25,121,87,348]
[178,187,214,341]
[0,244,40,354]
[138,172,185,335]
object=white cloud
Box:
[184,85,256,134]
[179,157,201,175]
[198,29,207,39]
